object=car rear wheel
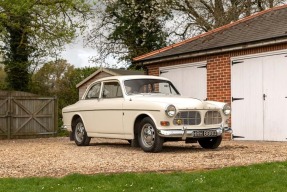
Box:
[138,117,163,153]
[74,118,91,146]
[198,136,222,149]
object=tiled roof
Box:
[133,4,287,63]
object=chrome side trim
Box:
[63,109,160,113]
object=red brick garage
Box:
[133,5,287,141]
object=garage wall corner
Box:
[207,54,231,104]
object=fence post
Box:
[7,91,11,139]
[54,96,58,136]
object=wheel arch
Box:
[66,114,81,141]
[135,113,164,152]
[71,114,82,131]
[70,114,84,141]
[133,113,157,136]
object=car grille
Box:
[173,111,201,125]
[204,111,222,125]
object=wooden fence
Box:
[0,91,58,139]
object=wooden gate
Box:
[0,91,57,139]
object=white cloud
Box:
[61,36,124,69]
[61,43,95,68]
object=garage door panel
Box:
[232,100,264,140]
[161,68,183,93]
[160,63,207,100]
[263,54,287,141]
[182,67,207,99]
[231,62,245,139]
[231,58,264,140]
[232,52,287,141]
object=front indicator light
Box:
[160,121,170,126]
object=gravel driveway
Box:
[0,137,287,178]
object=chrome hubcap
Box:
[141,123,155,148]
[75,122,85,142]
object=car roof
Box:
[94,75,170,82]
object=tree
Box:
[85,0,172,67]
[0,0,93,91]
[31,60,74,96]
[31,60,97,124]
[31,60,97,105]
[170,0,287,40]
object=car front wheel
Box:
[138,117,163,153]
[198,136,222,149]
[74,118,91,146]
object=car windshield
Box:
[124,79,180,95]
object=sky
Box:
[60,2,125,69]
[58,3,183,69]
[60,34,122,69]
[61,39,96,68]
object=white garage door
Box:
[159,62,207,100]
[231,52,287,141]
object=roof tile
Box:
[133,4,287,62]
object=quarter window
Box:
[86,83,101,99]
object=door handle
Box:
[263,94,267,100]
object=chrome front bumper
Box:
[61,125,72,131]
[157,127,232,140]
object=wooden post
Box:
[7,91,11,139]
[54,96,58,136]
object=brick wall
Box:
[145,43,287,140]
[207,54,231,103]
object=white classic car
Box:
[62,75,231,152]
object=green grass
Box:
[1,161,287,192]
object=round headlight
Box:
[165,105,176,117]
[223,104,231,116]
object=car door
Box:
[80,81,124,138]
[94,81,124,136]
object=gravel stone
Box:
[0,137,287,178]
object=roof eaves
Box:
[139,36,287,65]
[133,4,287,63]
[103,68,122,76]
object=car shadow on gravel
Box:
[155,143,249,153]
[89,141,135,149]
[161,145,219,153]
[66,140,248,153]
[220,144,249,150]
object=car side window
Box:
[102,81,123,98]
[86,83,101,99]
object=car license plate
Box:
[194,130,217,137]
